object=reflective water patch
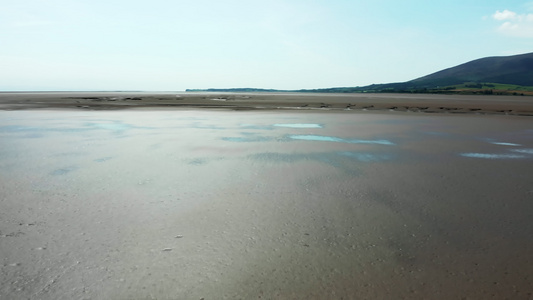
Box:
[511,148,533,154]
[460,153,525,159]
[289,135,394,145]
[273,123,323,128]
[491,142,522,146]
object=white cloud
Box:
[492,9,533,38]
[493,10,517,20]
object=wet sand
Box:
[1,94,533,299]
[1,91,533,116]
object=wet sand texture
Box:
[1,104,533,299]
[1,91,533,116]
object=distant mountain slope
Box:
[408,52,533,88]
[186,52,533,94]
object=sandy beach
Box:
[1,93,533,299]
[1,91,533,116]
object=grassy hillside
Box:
[187,52,533,95]
[409,52,533,88]
[436,82,533,96]
[187,83,533,96]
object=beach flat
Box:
[0,93,532,299]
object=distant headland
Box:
[187,52,533,96]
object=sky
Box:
[1,0,532,91]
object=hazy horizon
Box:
[2,0,532,91]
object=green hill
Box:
[408,52,533,88]
[187,52,533,95]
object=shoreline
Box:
[1,92,533,116]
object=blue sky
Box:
[1,0,532,91]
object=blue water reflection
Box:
[221,133,395,145]
[339,151,392,162]
[460,153,525,159]
[240,124,275,130]
[511,148,533,154]
[273,123,323,128]
[491,142,522,146]
[289,135,394,145]
[238,123,323,130]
